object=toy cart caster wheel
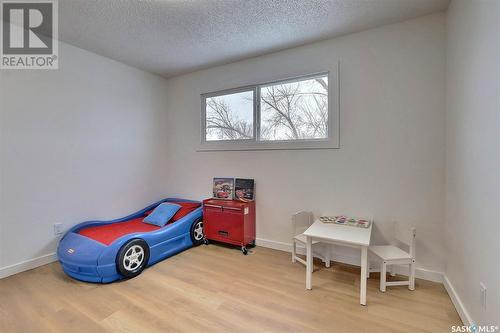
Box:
[203,238,209,245]
[241,246,248,255]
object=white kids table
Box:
[303,219,373,305]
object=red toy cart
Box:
[202,199,256,254]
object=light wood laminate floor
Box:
[0,245,461,333]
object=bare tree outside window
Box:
[203,74,329,144]
[260,76,328,141]
[205,90,254,141]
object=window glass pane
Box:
[260,76,328,141]
[205,90,254,141]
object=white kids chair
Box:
[292,211,331,268]
[369,222,416,292]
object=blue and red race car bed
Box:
[57,198,203,283]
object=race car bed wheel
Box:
[117,239,150,279]
[190,218,204,246]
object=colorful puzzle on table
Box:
[319,216,371,228]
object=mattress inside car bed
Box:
[78,217,160,245]
[77,202,201,245]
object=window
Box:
[201,72,338,150]
[260,76,328,141]
[205,90,254,141]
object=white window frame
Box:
[199,70,339,151]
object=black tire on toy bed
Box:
[190,218,205,246]
[116,239,150,278]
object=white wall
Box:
[445,0,500,326]
[163,14,447,274]
[0,42,169,270]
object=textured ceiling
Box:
[59,0,449,77]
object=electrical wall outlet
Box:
[480,282,487,310]
[53,223,63,236]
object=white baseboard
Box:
[0,253,57,279]
[443,275,473,326]
[256,237,443,283]
[255,238,292,252]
